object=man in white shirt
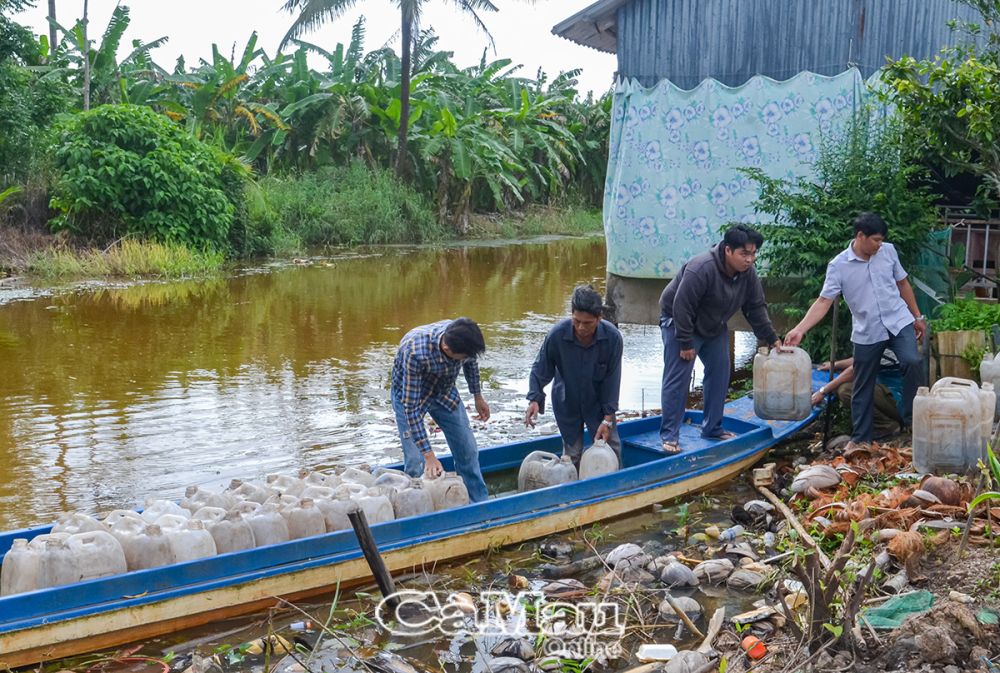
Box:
[785,212,926,450]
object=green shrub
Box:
[253,164,441,248]
[931,299,1000,332]
[745,117,940,359]
[49,105,249,251]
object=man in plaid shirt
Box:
[391,318,490,502]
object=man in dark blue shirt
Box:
[525,286,624,466]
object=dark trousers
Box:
[659,319,731,443]
[851,323,922,443]
[836,382,903,440]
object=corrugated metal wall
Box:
[617,0,984,87]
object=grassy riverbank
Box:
[0,204,603,280]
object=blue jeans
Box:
[659,318,731,443]
[391,392,489,503]
[851,323,922,443]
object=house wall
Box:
[616,0,983,88]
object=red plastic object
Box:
[741,634,767,660]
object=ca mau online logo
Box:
[376,590,625,653]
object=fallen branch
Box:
[662,593,705,640]
[758,485,832,570]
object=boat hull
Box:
[0,370,830,668]
[0,450,763,668]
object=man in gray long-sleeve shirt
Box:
[659,224,781,453]
[525,285,623,466]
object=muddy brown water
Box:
[0,237,757,530]
[0,237,771,670]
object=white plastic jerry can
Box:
[425,472,471,509]
[1,539,39,595]
[517,451,579,492]
[390,479,435,519]
[753,346,812,421]
[980,352,1000,415]
[931,376,992,453]
[579,439,619,479]
[913,385,982,474]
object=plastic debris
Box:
[741,634,767,660]
[862,589,935,629]
[636,644,678,662]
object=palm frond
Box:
[280,0,361,49]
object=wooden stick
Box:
[347,507,398,610]
[663,593,705,639]
[959,474,985,558]
[862,589,921,605]
[758,486,832,570]
[823,301,838,449]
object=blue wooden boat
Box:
[0,371,828,668]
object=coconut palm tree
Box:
[279,0,499,178]
[47,0,57,61]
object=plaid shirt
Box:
[391,320,482,453]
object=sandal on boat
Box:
[707,430,737,441]
[661,441,682,454]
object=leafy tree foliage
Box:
[880,0,1000,203]
[2,6,609,252]
[49,105,248,250]
[0,0,74,184]
[744,119,940,359]
[281,0,500,178]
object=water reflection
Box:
[0,238,757,529]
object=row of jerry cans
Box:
[517,440,620,492]
[913,377,996,475]
[1,467,469,596]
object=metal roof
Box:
[550,0,629,53]
[554,0,984,86]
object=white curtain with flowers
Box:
[604,68,867,278]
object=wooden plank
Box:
[0,452,761,669]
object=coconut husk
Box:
[875,485,916,509]
[925,504,968,518]
[831,500,869,522]
[873,507,921,531]
[827,444,910,476]
[887,530,924,576]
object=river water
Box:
[0,237,758,531]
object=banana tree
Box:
[280,0,498,179]
[264,19,381,169]
[163,33,287,152]
[48,5,167,108]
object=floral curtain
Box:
[604,69,867,278]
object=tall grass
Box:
[469,204,603,239]
[251,164,442,251]
[27,239,224,279]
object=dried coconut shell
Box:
[791,465,841,493]
[919,476,961,506]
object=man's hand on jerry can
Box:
[423,451,444,479]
